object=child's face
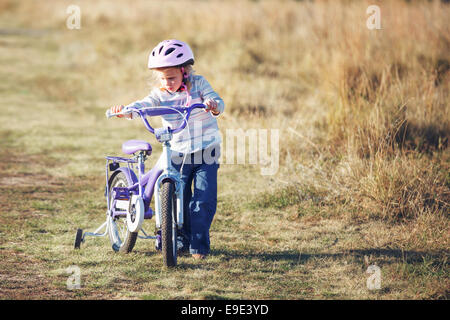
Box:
[155,67,183,93]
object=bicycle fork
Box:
[154,141,185,231]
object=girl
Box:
[109,39,224,260]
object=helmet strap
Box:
[179,66,191,106]
[181,83,191,107]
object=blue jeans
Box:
[172,145,220,255]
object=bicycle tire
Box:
[108,171,138,253]
[160,179,177,267]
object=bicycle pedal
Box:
[177,236,189,253]
[155,230,162,251]
[113,187,130,200]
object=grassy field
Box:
[0,0,448,299]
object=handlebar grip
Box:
[105,110,122,119]
[105,108,133,119]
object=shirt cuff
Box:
[211,110,221,117]
[211,104,224,118]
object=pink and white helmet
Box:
[147,39,194,69]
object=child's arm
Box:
[123,90,161,119]
[110,90,160,119]
[198,76,225,117]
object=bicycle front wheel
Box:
[160,179,177,267]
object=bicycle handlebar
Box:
[105,104,206,134]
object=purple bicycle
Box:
[74,103,206,267]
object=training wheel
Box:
[74,228,83,249]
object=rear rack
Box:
[105,156,137,163]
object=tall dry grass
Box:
[315,0,449,224]
[1,0,448,240]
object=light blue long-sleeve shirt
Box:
[125,74,225,154]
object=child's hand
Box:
[204,98,220,116]
[110,105,131,118]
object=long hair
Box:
[181,64,195,91]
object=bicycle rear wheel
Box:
[108,171,137,253]
[160,179,177,267]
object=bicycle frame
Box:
[79,104,206,244]
[106,137,182,230]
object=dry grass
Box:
[0,0,448,300]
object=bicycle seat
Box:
[122,140,152,155]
